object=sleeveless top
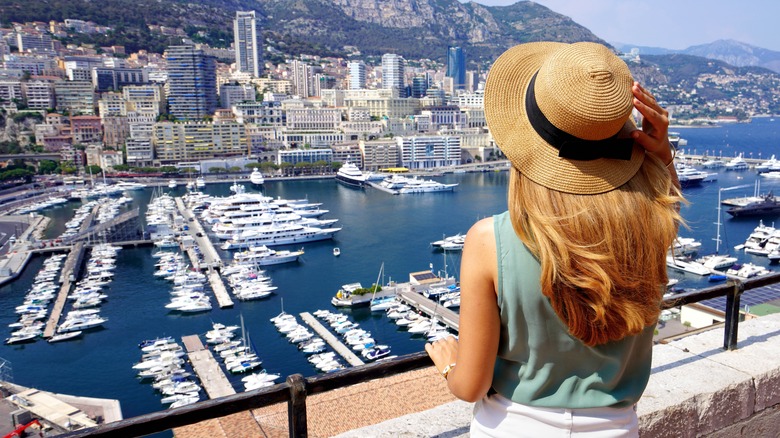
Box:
[492,211,655,408]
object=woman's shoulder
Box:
[467,217,496,241]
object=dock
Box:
[174,197,222,269]
[43,242,86,338]
[397,290,460,331]
[181,335,236,399]
[299,312,365,366]
[207,268,233,308]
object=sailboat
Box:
[696,186,743,278]
[228,314,262,373]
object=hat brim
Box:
[484,42,645,195]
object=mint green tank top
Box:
[492,211,655,408]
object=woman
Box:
[425,42,683,436]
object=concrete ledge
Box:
[339,314,780,437]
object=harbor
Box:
[1,119,780,421]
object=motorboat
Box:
[333,247,341,257]
[196,176,206,189]
[47,331,84,343]
[666,256,710,276]
[724,154,749,171]
[168,179,178,189]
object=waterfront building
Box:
[220,83,256,108]
[446,46,466,91]
[397,135,461,169]
[348,61,366,90]
[381,54,406,95]
[152,121,248,163]
[54,81,95,115]
[277,147,333,166]
[165,45,218,120]
[233,11,263,77]
[421,106,465,130]
[125,138,154,167]
[331,143,363,166]
[360,139,400,171]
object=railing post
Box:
[723,280,744,350]
[287,373,308,437]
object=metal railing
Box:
[61,273,780,437]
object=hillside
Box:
[0,0,607,63]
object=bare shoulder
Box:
[466,217,495,244]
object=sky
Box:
[462,0,780,52]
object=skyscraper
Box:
[165,45,218,120]
[446,46,466,91]
[381,53,406,95]
[348,61,366,90]
[234,11,263,77]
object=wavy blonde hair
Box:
[508,155,684,346]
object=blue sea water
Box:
[0,118,778,421]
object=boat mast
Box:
[369,262,385,305]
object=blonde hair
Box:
[508,155,684,346]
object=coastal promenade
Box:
[0,214,50,286]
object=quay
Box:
[181,335,236,399]
[397,290,460,331]
[43,242,86,338]
[299,312,365,366]
[173,197,221,269]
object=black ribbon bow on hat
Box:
[525,73,634,161]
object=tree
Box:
[260,162,278,173]
[86,165,103,176]
[245,162,263,169]
[38,159,58,175]
[294,162,312,175]
[112,164,131,172]
[0,168,34,182]
[209,167,227,173]
[228,166,242,172]
[159,166,179,174]
[278,162,293,176]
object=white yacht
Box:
[379,175,457,193]
[335,162,367,188]
[232,245,304,266]
[221,223,342,249]
[212,212,337,239]
[195,176,206,189]
[724,154,749,171]
[168,179,178,189]
[250,168,265,186]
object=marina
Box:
[1,119,780,422]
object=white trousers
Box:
[470,393,638,438]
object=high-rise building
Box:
[233,11,263,77]
[381,54,405,95]
[165,45,218,120]
[411,75,430,98]
[348,61,366,90]
[290,60,313,98]
[446,46,466,91]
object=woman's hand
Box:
[631,82,673,165]
[425,335,459,376]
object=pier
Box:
[207,268,233,308]
[299,312,365,366]
[173,198,222,269]
[181,335,236,399]
[43,242,86,338]
[397,290,460,332]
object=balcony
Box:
[61,278,780,437]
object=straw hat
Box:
[484,42,645,195]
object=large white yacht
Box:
[335,162,367,188]
[221,223,342,249]
[212,212,338,239]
